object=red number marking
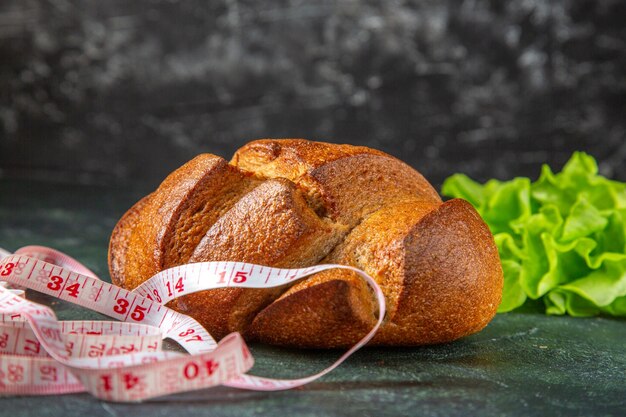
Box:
[183,362,199,379]
[205,359,219,376]
[46,275,63,291]
[152,289,162,303]
[65,341,74,357]
[183,360,218,380]
[123,373,142,390]
[217,271,227,284]
[120,344,137,354]
[89,343,106,357]
[178,329,204,341]
[39,365,58,382]
[40,327,62,342]
[0,262,15,276]
[100,374,113,392]
[65,282,80,298]
[130,305,147,322]
[175,277,184,292]
[233,271,248,283]
[166,278,185,296]
[24,338,41,355]
[113,298,129,315]
[178,329,194,337]
[105,346,120,356]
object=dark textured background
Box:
[1,3,626,415]
[1,0,625,189]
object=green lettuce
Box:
[442,152,626,316]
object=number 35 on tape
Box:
[0,245,385,402]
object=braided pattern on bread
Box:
[109,139,503,348]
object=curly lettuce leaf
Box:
[442,152,626,317]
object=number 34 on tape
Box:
[0,245,385,402]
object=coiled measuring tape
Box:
[0,245,385,402]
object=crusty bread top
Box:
[109,139,502,348]
[232,139,442,225]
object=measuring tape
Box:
[0,245,385,401]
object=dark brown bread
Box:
[109,139,503,348]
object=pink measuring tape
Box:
[0,245,385,402]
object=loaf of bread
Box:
[109,139,503,348]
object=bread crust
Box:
[248,272,376,348]
[232,139,441,224]
[109,194,151,288]
[108,139,503,348]
[375,198,503,345]
[178,178,348,339]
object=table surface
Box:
[1,179,624,417]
